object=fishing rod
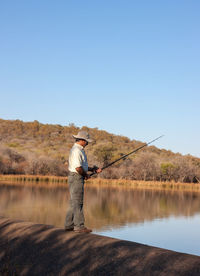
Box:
[90,135,164,177]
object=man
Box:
[64,130,102,233]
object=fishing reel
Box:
[91,165,99,173]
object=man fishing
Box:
[64,132,163,233]
[64,130,102,233]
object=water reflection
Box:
[0,183,200,231]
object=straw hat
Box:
[72,131,93,143]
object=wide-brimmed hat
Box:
[72,130,93,143]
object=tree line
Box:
[0,119,199,183]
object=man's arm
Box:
[76,167,89,179]
[76,166,102,178]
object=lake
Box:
[0,182,200,256]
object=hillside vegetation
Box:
[0,118,199,183]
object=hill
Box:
[0,118,199,182]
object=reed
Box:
[87,178,200,192]
[0,174,200,192]
[0,174,67,183]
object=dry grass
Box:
[0,174,68,188]
[0,174,200,192]
[87,178,200,192]
[0,174,67,182]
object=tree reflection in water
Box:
[0,183,200,231]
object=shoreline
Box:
[0,174,200,192]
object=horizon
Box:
[0,1,199,157]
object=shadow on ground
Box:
[0,217,200,276]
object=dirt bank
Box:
[0,217,200,276]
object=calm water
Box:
[0,182,200,256]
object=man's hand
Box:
[91,166,102,174]
[96,168,102,173]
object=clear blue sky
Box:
[0,1,199,157]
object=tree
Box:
[93,144,116,166]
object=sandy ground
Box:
[0,217,200,275]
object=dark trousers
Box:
[64,172,85,230]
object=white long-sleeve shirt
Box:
[68,143,88,173]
